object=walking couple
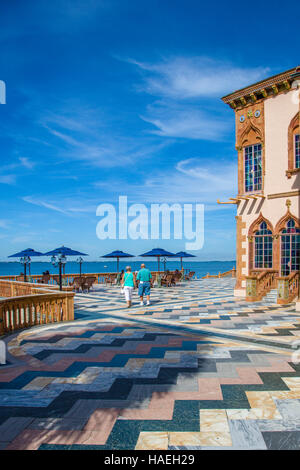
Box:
[121,263,152,308]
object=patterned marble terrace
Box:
[1,278,300,450]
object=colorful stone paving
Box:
[1,278,300,450]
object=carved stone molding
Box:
[248,212,274,237]
[287,111,299,178]
[235,102,265,195]
[274,207,300,235]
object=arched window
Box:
[281,219,300,275]
[295,134,300,169]
[254,222,273,269]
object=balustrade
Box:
[246,270,278,301]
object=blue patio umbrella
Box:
[44,246,88,257]
[139,248,175,272]
[44,246,88,290]
[8,248,44,281]
[101,250,134,273]
[175,251,196,270]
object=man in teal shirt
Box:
[137,263,152,306]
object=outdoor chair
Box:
[82,276,96,293]
[40,274,51,284]
[70,277,83,292]
[161,274,176,287]
[106,274,117,286]
[184,271,195,281]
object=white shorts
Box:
[124,286,134,301]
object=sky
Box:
[0,0,299,261]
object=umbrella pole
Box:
[181,257,183,270]
[80,261,82,278]
[117,257,119,273]
[158,256,160,273]
[24,262,27,283]
[59,261,62,291]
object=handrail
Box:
[202,268,236,279]
[277,271,299,304]
[0,271,167,286]
[246,269,278,301]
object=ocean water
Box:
[0,260,236,279]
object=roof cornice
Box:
[222,66,300,109]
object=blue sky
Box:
[0,0,299,261]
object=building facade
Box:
[221,67,300,308]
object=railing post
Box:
[246,277,257,301]
[277,278,290,304]
[0,305,4,336]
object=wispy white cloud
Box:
[129,57,269,99]
[124,56,270,141]
[40,107,171,168]
[0,157,36,185]
[141,103,230,140]
[94,156,237,205]
[0,219,9,229]
[176,157,237,191]
[22,195,97,216]
[22,196,70,215]
[18,157,35,169]
[0,174,17,185]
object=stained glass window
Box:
[244,144,262,193]
[254,222,273,269]
[295,134,300,169]
[281,219,300,276]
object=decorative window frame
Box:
[248,213,274,272]
[286,111,300,178]
[274,207,300,235]
[236,104,265,196]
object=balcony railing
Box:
[202,268,236,279]
[0,280,74,335]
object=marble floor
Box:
[1,278,300,450]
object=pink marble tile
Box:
[236,367,263,384]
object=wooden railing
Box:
[277,272,299,304]
[0,280,74,336]
[246,269,278,301]
[0,271,166,286]
[202,268,236,279]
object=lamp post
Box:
[51,254,67,291]
[20,256,31,282]
[77,256,83,278]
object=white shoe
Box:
[146,301,150,306]
[140,301,144,306]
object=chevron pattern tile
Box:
[0,317,299,450]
